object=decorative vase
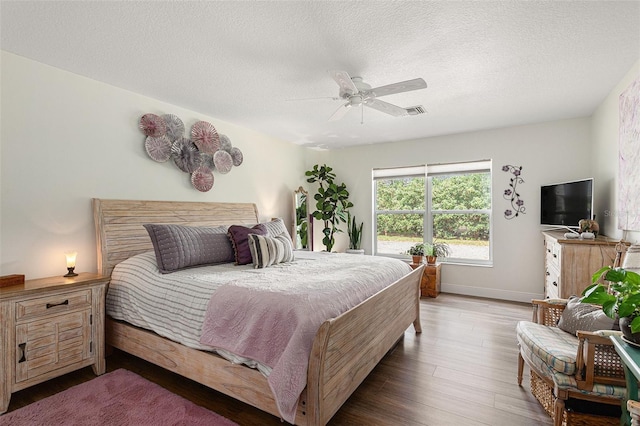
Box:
[620,316,640,344]
[412,255,424,265]
[426,255,437,265]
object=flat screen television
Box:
[540,178,593,228]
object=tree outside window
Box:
[374,162,492,264]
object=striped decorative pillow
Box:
[247,233,294,269]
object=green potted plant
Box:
[424,240,451,265]
[581,266,640,342]
[305,164,353,252]
[407,243,425,265]
[346,212,364,254]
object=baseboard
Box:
[441,282,543,303]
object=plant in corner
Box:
[305,164,353,252]
[424,240,451,265]
[347,212,364,252]
[581,266,640,341]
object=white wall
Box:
[1,51,309,279]
[3,49,637,301]
[591,59,640,244]
[323,118,593,301]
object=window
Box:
[373,161,492,265]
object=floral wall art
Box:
[139,114,243,192]
[502,165,525,219]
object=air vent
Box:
[406,105,426,116]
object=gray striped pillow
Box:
[247,233,294,269]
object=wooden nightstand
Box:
[410,263,441,298]
[0,273,108,414]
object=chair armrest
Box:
[531,299,567,326]
[575,330,626,390]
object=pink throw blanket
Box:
[199,256,411,423]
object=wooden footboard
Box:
[307,264,423,425]
[106,264,422,425]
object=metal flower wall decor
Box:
[139,114,243,192]
[502,165,525,219]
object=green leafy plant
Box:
[347,213,363,250]
[425,241,451,258]
[582,266,640,333]
[305,164,353,252]
[407,243,425,256]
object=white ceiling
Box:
[1,1,639,149]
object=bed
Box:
[93,198,423,425]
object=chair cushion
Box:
[516,321,578,375]
[520,343,625,399]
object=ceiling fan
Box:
[328,70,427,122]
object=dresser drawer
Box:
[15,289,91,321]
[545,264,560,298]
[545,240,561,270]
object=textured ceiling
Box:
[1,1,639,149]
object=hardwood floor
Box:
[4,294,551,425]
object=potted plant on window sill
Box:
[425,241,451,265]
[581,266,640,344]
[346,213,364,254]
[407,243,425,265]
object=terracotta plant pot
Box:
[426,255,437,265]
[412,255,424,265]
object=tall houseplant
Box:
[347,213,363,252]
[305,164,353,252]
[581,266,640,340]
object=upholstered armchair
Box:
[516,298,626,426]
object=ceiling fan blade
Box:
[285,96,340,102]
[369,78,427,98]
[328,102,352,121]
[365,99,408,117]
[330,70,359,96]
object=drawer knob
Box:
[553,281,558,287]
[18,343,26,363]
[46,299,69,309]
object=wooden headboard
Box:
[92,199,259,277]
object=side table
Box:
[610,334,640,426]
[0,273,108,414]
[410,263,441,298]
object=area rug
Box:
[1,369,238,425]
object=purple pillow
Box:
[228,224,267,265]
[143,224,232,273]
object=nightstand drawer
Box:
[15,289,91,321]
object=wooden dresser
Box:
[542,231,621,299]
[0,273,108,414]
